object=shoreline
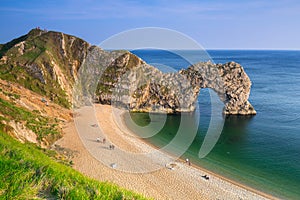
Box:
[116,109,278,200]
[56,104,275,199]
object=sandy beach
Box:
[56,104,276,200]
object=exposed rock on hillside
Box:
[0,28,90,108]
[1,29,256,115]
[0,79,71,146]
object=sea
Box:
[124,49,300,199]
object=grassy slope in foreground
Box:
[0,131,149,199]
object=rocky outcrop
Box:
[7,120,38,144]
[86,51,256,115]
[180,61,256,115]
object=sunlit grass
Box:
[0,131,149,199]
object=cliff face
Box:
[0,28,90,108]
[0,29,256,115]
[90,51,256,115]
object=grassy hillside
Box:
[0,93,149,199]
[0,29,90,108]
[0,131,149,199]
[0,97,61,144]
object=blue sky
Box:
[1,0,300,49]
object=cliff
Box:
[0,29,256,115]
[0,28,88,145]
[89,51,256,115]
[0,28,90,108]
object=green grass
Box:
[0,65,70,108]
[0,98,61,143]
[0,131,149,199]
[1,91,20,100]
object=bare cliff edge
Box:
[0,28,256,115]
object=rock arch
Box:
[88,51,256,115]
[180,61,256,115]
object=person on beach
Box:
[102,138,106,144]
[186,158,191,166]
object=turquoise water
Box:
[125,50,300,199]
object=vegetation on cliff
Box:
[0,97,61,145]
[0,28,89,108]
